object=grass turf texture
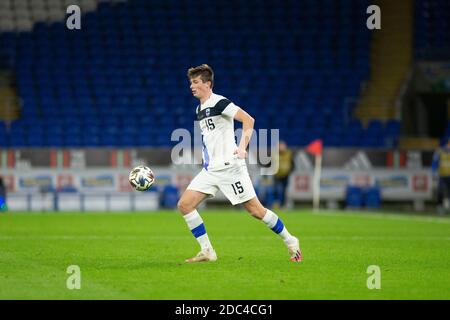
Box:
[0,210,449,300]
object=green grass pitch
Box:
[0,209,449,299]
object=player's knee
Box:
[177,199,192,215]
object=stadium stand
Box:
[0,0,405,148]
[354,0,413,126]
[414,0,450,60]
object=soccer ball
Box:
[129,165,155,191]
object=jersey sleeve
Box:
[222,102,240,118]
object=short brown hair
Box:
[187,64,214,89]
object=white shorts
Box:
[187,164,257,205]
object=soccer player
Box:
[273,140,295,209]
[177,64,302,263]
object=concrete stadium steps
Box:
[355,0,413,124]
[0,86,20,122]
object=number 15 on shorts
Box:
[231,181,244,195]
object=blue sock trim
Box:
[191,223,207,238]
[271,218,284,234]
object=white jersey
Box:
[196,92,245,171]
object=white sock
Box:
[262,209,296,245]
[183,210,213,250]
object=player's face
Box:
[189,76,211,100]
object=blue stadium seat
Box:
[0,0,377,147]
[364,186,381,209]
[161,185,179,209]
[345,186,363,209]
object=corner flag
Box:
[306,139,323,156]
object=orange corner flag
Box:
[306,139,323,156]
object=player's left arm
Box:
[233,109,255,159]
